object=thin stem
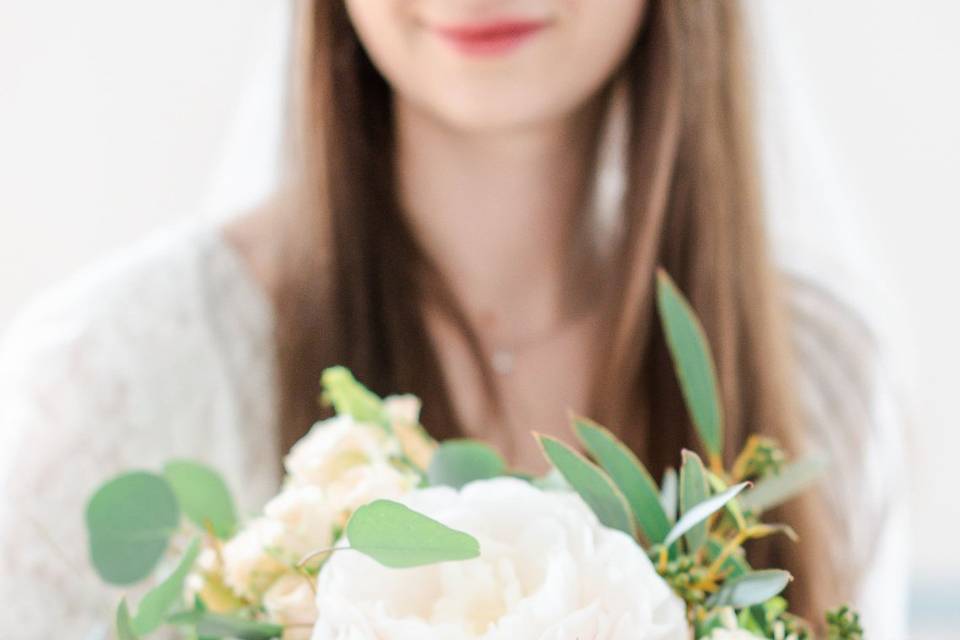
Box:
[708,453,725,477]
[705,529,750,579]
[296,545,349,570]
[294,565,318,597]
[730,436,759,481]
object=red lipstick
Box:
[433,19,548,56]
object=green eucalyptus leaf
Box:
[321,366,389,431]
[85,471,180,585]
[116,599,140,640]
[427,440,506,489]
[739,454,828,514]
[170,611,283,639]
[346,499,480,568]
[660,467,678,523]
[538,434,637,537]
[132,538,201,635]
[656,269,724,462]
[573,417,671,544]
[163,461,237,539]
[707,569,792,609]
[679,450,710,553]
[663,482,748,548]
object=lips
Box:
[432,19,549,56]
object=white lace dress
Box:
[0,220,907,638]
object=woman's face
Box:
[345,0,648,132]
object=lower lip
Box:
[433,21,547,56]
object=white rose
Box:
[284,414,419,517]
[264,573,319,640]
[385,394,437,470]
[329,461,419,514]
[284,415,399,487]
[223,485,339,599]
[311,478,688,640]
[383,394,422,427]
[221,517,288,599]
[264,484,338,561]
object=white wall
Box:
[2,0,957,634]
[773,2,960,633]
[0,0,269,327]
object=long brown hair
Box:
[265,0,847,621]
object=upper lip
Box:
[431,18,550,41]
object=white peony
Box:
[264,573,319,640]
[311,478,688,640]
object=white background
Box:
[1,1,957,635]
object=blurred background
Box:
[1,1,957,636]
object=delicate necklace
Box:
[485,307,598,376]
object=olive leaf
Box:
[660,467,678,523]
[656,269,725,463]
[679,450,710,553]
[573,417,671,544]
[537,434,637,538]
[739,454,828,513]
[707,569,792,609]
[663,482,749,548]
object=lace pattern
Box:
[0,223,279,636]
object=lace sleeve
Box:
[0,227,281,638]
[787,276,909,637]
[0,300,170,637]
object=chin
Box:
[420,86,586,134]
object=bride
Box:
[0,0,905,636]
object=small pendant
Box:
[491,349,515,376]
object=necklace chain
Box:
[484,306,597,376]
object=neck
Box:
[394,98,605,340]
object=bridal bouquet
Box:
[85,272,864,639]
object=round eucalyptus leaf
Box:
[346,499,480,568]
[427,440,506,489]
[163,460,237,538]
[85,471,179,585]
